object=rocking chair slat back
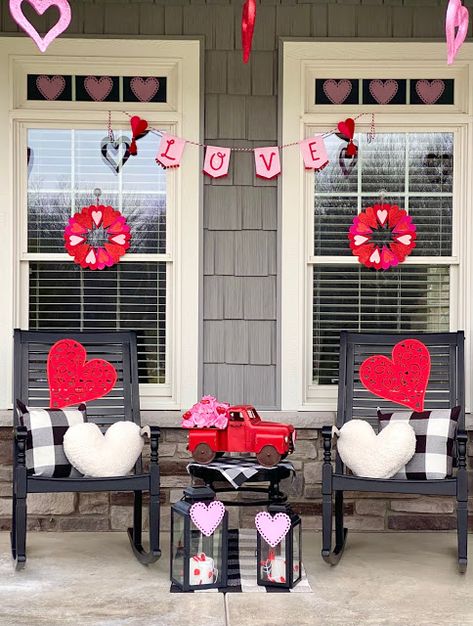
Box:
[337,331,465,431]
[13,330,141,429]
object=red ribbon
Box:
[192,553,207,562]
[241,0,256,64]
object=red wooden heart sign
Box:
[47,339,118,409]
[359,339,431,412]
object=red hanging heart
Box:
[359,339,431,412]
[130,115,148,137]
[241,0,256,64]
[337,118,355,141]
[47,339,118,408]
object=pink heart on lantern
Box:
[190,501,225,537]
[323,79,352,104]
[255,511,291,548]
[9,0,72,53]
[84,76,114,102]
[415,80,445,104]
[446,0,469,65]
[369,79,398,105]
[91,210,103,227]
[36,75,66,100]
[130,77,159,102]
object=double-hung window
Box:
[281,42,471,413]
[0,38,201,412]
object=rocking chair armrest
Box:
[14,425,28,467]
[149,426,161,465]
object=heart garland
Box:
[359,339,431,412]
[9,0,72,53]
[129,115,149,156]
[190,501,226,537]
[100,136,131,174]
[446,0,469,65]
[48,339,118,408]
[255,512,291,548]
[337,118,357,157]
[241,0,256,64]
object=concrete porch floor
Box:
[0,531,471,626]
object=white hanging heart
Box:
[91,210,103,227]
[377,209,388,225]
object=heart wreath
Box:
[64,204,131,270]
[348,203,416,270]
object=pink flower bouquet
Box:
[181,395,230,430]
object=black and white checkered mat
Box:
[187,458,295,489]
[170,529,311,593]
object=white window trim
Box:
[280,41,473,413]
[0,37,202,412]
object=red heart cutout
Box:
[337,118,355,140]
[359,339,431,412]
[130,115,148,137]
[47,339,118,409]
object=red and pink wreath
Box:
[348,203,416,270]
[64,204,131,270]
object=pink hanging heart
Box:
[84,76,114,102]
[446,0,469,65]
[36,75,65,100]
[255,511,291,548]
[9,0,72,53]
[130,77,159,102]
[190,501,226,537]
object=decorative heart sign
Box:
[369,79,398,104]
[359,339,431,412]
[36,75,66,100]
[130,77,159,102]
[47,339,118,408]
[84,76,113,102]
[9,0,72,53]
[446,0,469,65]
[323,79,352,104]
[190,501,226,537]
[255,512,291,548]
[100,136,131,174]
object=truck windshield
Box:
[247,409,260,422]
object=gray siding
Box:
[1,0,463,409]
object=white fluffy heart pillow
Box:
[335,419,416,479]
[63,421,144,477]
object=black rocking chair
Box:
[322,331,467,572]
[11,329,161,569]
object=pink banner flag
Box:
[203,146,231,178]
[254,146,281,179]
[299,135,329,171]
[156,134,186,169]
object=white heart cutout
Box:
[63,421,144,477]
[91,210,103,227]
[69,235,84,246]
[336,420,416,479]
[111,234,126,245]
[85,249,96,265]
[354,235,368,246]
[369,249,380,264]
[396,234,412,245]
[377,209,388,225]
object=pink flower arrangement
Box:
[181,395,230,430]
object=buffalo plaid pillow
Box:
[16,400,86,478]
[377,407,461,480]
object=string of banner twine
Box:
[112,111,376,149]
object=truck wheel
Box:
[192,443,216,464]
[256,446,281,467]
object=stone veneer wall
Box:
[0,427,471,533]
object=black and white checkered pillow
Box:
[16,401,87,478]
[377,407,461,480]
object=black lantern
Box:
[170,486,228,591]
[256,503,302,589]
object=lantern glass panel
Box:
[293,520,302,584]
[189,521,222,586]
[259,538,288,585]
[171,511,185,586]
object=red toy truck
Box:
[187,405,296,467]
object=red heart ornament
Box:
[359,339,431,412]
[130,115,148,137]
[47,339,118,408]
[337,118,355,141]
[241,0,256,64]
